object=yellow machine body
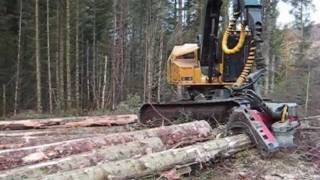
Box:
[167,43,234,87]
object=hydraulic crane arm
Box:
[200,0,263,81]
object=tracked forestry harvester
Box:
[139,0,300,156]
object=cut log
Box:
[42,134,251,180]
[0,126,133,137]
[0,121,212,170]
[0,114,137,130]
[0,137,164,180]
[0,134,97,150]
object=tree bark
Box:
[112,0,118,110]
[47,0,53,114]
[42,134,250,180]
[147,1,153,103]
[55,4,61,111]
[264,57,270,95]
[157,29,164,103]
[111,0,126,109]
[0,114,137,130]
[66,0,72,110]
[143,27,148,103]
[75,0,80,110]
[270,55,275,93]
[305,65,311,116]
[59,4,65,111]
[14,0,23,116]
[0,138,164,180]
[144,1,153,103]
[92,1,97,108]
[35,0,42,113]
[0,121,212,170]
[86,40,90,105]
[176,0,184,100]
[101,56,108,109]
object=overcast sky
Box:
[277,0,320,26]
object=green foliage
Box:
[116,94,142,114]
[175,111,194,124]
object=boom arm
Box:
[200,0,263,82]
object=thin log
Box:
[0,114,137,130]
[0,134,98,150]
[0,137,164,180]
[0,121,212,170]
[0,126,133,137]
[301,115,320,120]
[42,134,251,180]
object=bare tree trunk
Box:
[144,1,153,103]
[97,49,102,109]
[47,0,53,114]
[2,85,6,118]
[111,0,121,110]
[55,4,61,111]
[264,57,270,95]
[66,0,72,110]
[270,55,275,93]
[86,41,90,106]
[177,0,183,44]
[75,0,80,110]
[59,7,65,111]
[119,0,127,102]
[157,30,164,103]
[101,56,108,109]
[14,0,23,116]
[305,65,311,116]
[147,26,153,103]
[35,0,42,113]
[80,32,85,110]
[176,0,184,100]
[143,29,148,103]
[92,2,97,108]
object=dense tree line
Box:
[0,0,317,117]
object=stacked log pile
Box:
[0,114,252,180]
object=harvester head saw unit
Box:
[139,0,300,157]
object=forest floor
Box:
[186,150,319,180]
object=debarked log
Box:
[0,126,135,150]
[0,126,133,137]
[0,114,137,130]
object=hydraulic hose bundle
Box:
[222,11,246,55]
[221,11,256,88]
